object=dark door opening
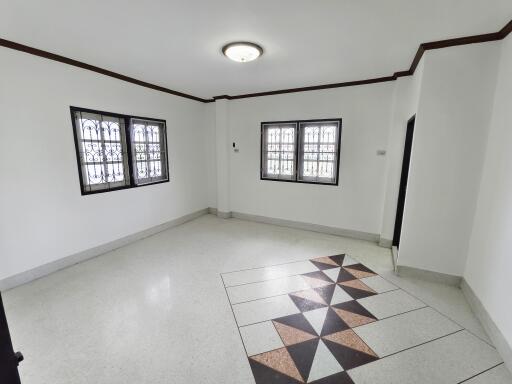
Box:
[393,115,415,248]
[0,293,22,384]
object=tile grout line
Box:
[242,320,468,369]
[236,302,426,330]
[223,262,389,288]
[374,271,497,348]
[219,273,251,358]
[220,258,326,276]
[345,329,469,381]
[229,285,401,307]
[456,362,505,384]
[223,269,318,288]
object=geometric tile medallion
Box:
[223,254,385,383]
[221,254,501,384]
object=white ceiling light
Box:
[222,42,263,63]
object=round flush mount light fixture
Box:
[222,42,263,63]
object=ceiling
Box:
[1,0,511,99]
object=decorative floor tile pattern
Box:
[222,254,504,384]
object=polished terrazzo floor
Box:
[3,214,512,383]
[222,254,508,383]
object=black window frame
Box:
[70,106,169,195]
[260,118,342,186]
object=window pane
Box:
[82,141,103,162]
[298,121,340,184]
[262,123,296,180]
[106,162,125,182]
[85,164,105,185]
[73,109,130,193]
[130,118,168,185]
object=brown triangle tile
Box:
[302,275,333,288]
[312,256,339,267]
[343,264,376,279]
[291,289,327,305]
[332,300,377,320]
[332,307,376,328]
[273,322,318,346]
[323,330,377,357]
[339,279,375,293]
[251,348,304,382]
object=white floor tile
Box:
[308,340,344,382]
[380,270,493,345]
[222,261,319,287]
[323,267,341,282]
[354,307,462,357]
[359,275,397,293]
[357,289,426,319]
[227,275,310,304]
[464,364,512,384]
[239,321,284,356]
[330,285,353,305]
[342,256,358,266]
[303,307,329,335]
[348,331,503,384]
[232,294,300,326]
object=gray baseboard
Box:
[461,278,512,373]
[230,211,380,243]
[217,210,232,219]
[0,208,209,291]
[379,237,393,248]
[208,207,232,219]
[396,265,462,286]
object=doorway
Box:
[393,115,415,248]
[0,293,22,384]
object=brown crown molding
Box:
[1,19,510,103]
[0,38,209,103]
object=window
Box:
[261,122,297,180]
[130,119,168,185]
[71,107,169,195]
[261,119,341,185]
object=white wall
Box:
[465,35,512,357]
[204,103,217,208]
[380,60,425,242]
[397,42,500,276]
[0,48,208,282]
[226,84,395,235]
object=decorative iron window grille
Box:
[71,107,169,195]
[260,119,341,185]
[130,118,168,185]
[261,122,297,180]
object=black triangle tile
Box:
[344,263,375,274]
[309,371,355,384]
[331,300,377,320]
[313,284,336,305]
[287,338,320,382]
[323,339,379,370]
[328,254,346,266]
[321,308,350,336]
[289,294,328,312]
[338,285,377,300]
[249,359,303,384]
[336,268,358,283]
[273,313,318,336]
[310,260,339,270]
[302,271,334,283]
